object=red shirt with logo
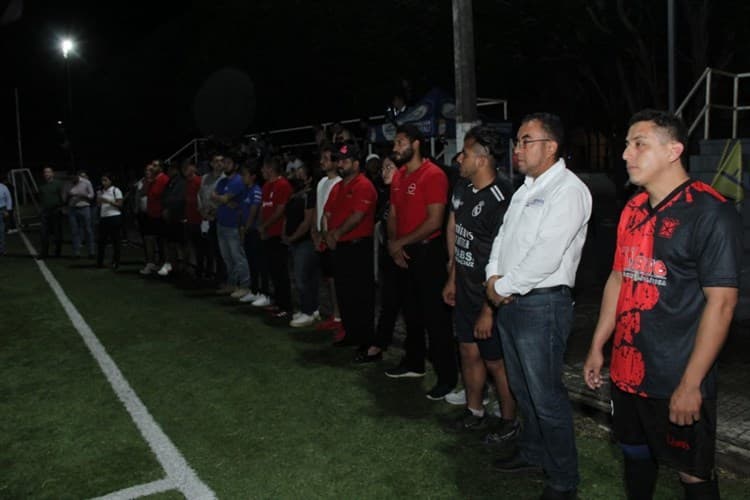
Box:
[610,180,741,399]
[324,173,377,242]
[390,159,448,239]
[261,176,293,237]
[146,172,170,218]
[185,175,202,224]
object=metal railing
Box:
[166,98,508,164]
[676,67,750,140]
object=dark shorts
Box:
[611,385,717,480]
[454,304,503,361]
[142,216,164,237]
[319,248,335,278]
[164,221,186,244]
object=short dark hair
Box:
[263,155,283,174]
[520,112,565,157]
[101,172,114,182]
[240,162,260,178]
[464,125,502,163]
[628,109,688,152]
[396,123,424,146]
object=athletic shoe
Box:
[157,262,173,276]
[271,310,289,320]
[230,288,250,299]
[487,399,502,418]
[481,418,520,447]
[353,350,383,364]
[426,383,455,401]
[251,294,271,307]
[384,362,426,379]
[444,388,467,405]
[290,313,316,328]
[239,291,260,303]
[313,310,321,320]
[139,263,158,275]
[493,454,543,475]
[7,228,18,234]
[332,327,347,343]
[316,316,342,331]
[443,409,489,433]
[216,284,236,295]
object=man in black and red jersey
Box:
[384,123,458,400]
[584,109,742,500]
[323,141,378,352]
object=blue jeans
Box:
[290,239,319,315]
[217,224,250,288]
[497,287,579,492]
[69,206,95,256]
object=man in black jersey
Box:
[584,110,742,499]
[442,126,518,438]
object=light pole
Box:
[60,37,75,169]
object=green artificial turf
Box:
[2,231,749,499]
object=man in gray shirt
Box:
[67,171,96,258]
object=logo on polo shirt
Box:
[407,183,417,195]
[451,195,463,210]
[472,201,484,217]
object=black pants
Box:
[97,215,122,266]
[333,238,375,347]
[245,228,269,295]
[401,237,458,387]
[371,244,404,349]
[264,236,291,312]
[187,223,209,278]
[40,209,63,257]
[208,220,226,283]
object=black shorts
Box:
[319,248,335,278]
[142,216,164,237]
[164,221,186,244]
[454,304,503,361]
[611,385,717,479]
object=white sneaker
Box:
[292,312,303,320]
[487,399,502,418]
[231,288,250,299]
[157,262,173,276]
[444,388,467,406]
[139,263,158,275]
[7,228,19,234]
[251,294,271,307]
[290,313,316,328]
[313,310,321,320]
[239,291,260,303]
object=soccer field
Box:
[1,231,747,499]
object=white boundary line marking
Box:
[92,478,175,500]
[20,232,216,500]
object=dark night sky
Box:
[2,0,749,173]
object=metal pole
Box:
[14,88,24,169]
[732,76,739,139]
[452,0,479,148]
[704,70,711,140]
[667,0,675,112]
[66,59,75,170]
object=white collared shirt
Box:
[316,175,342,230]
[485,158,592,297]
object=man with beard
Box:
[442,125,518,439]
[323,141,377,350]
[486,113,591,499]
[385,124,458,401]
[583,110,741,500]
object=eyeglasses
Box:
[514,138,551,150]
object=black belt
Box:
[337,237,372,247]
[522,285,570,297]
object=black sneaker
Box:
[444,409,488,433]
[384,362,425,379]
[481,418,520,446]
[493,454,543,475]
[426,383,455,401]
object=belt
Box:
[522,285,570,297]
[337,237,372,246]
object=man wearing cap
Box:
[485,113,591,499]
[323,141,377,351]
[385,123,458,401]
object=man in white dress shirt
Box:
[485,113,592,500]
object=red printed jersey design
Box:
[390,159,448,239]
[610,180,740,399]
[261,177,293,237]
[146,172,170,218]
[324,173,377,241]
[185,175,202,224]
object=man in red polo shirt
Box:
[385,124,458,400]
[258,155,293,318]
[323,140,377,351]
[140,161,170,275]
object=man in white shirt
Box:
[67,171,96,258]
[485,113,592,500]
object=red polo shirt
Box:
[146,172,170,218]
[390,159,448,239]
[261,176,293,237]
[324,173,377,242]
[185,174,202,224]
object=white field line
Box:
[92,478,175,500]
[20,232,216,500]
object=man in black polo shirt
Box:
[442,126,517,438]
[584,110,742,500]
